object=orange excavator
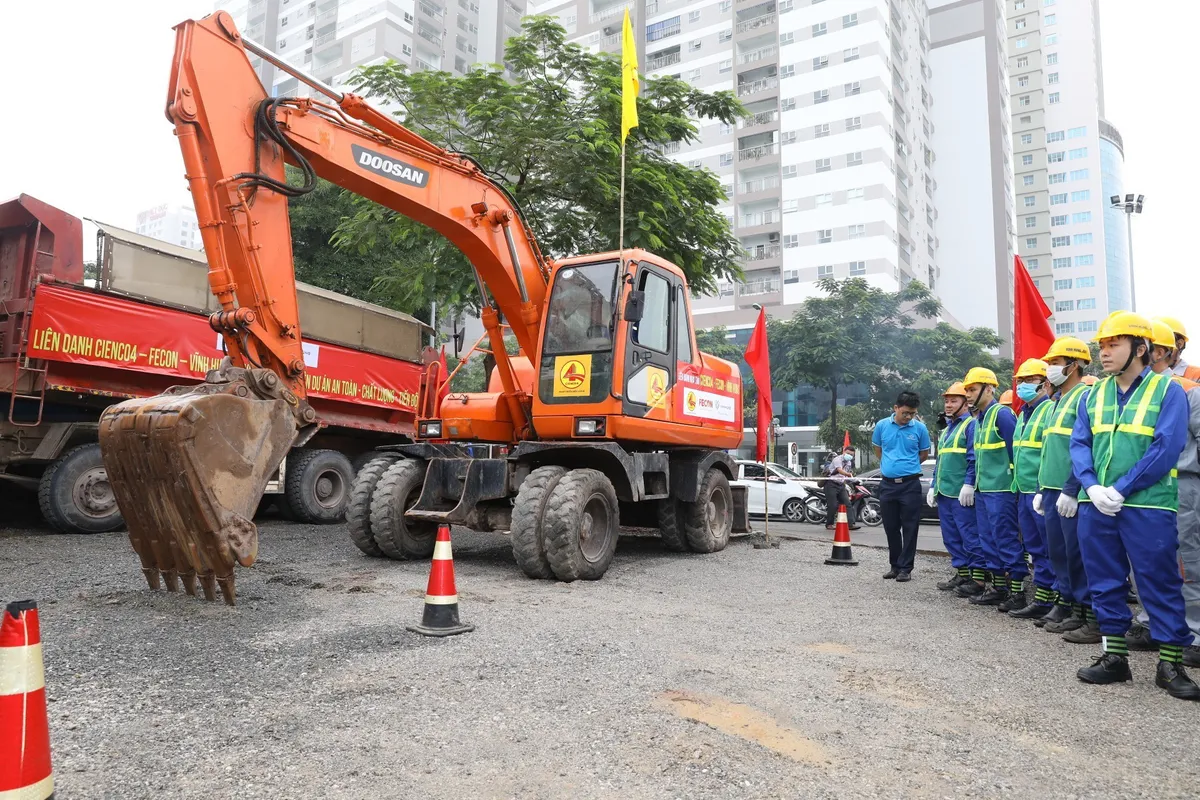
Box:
[98,11,749,605]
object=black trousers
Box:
[880,478,922,572]
[824,482,855,526]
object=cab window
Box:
[675,285,693,363]
[631,270,670,352]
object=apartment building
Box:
[1006,0,1128,337]
[135,203,202,251]
[220,0,527,95]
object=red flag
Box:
[743,308,773,462]
[1013,255,1055,413]
[436,345,451,413]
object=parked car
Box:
[855,459,939,522]
[731,460,824,522]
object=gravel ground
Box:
[2,504,1199,799]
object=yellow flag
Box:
[621,7,639,142]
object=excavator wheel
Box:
[369,459,438,560]
[345,454,401,557]
[543,469,620,582]
[655,498,693,553]
[510,465,567,579]
[682,468,733,554]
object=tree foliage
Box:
[817,402,876,454]
[336,16,745,316]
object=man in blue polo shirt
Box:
[872,390,932,582]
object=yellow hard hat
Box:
[1042,336,1092,364]
[1157,316,1189,343]
[1149,320,1177,350]
[999,390,1013,406]
[1015,358,1048,378]
[1082,375,1099,386]
[943,381,967,397]
[963,367,999,387]
[1094,310,1154,343]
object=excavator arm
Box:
[97,11,549,604]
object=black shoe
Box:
[1184,646,1200,668]
[1045,611,1086,633]
[1155,661,1200,701]
[1063,621,1103,644]
[1077,652,1132,685]
[1036,604,1073,628]
[955,580,985,598]
[998,593,1027,613]
[849,526,862,531]
[969,586,1009,606]
[1009,602,1053,620]
[883,569,898,579]
[896,571,911,583]
[937,573,966,591]
[1125,623,1162,652]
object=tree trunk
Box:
[829,382,839,449]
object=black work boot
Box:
[1045,605,1086,633]
[956,580,985,598]
[1063,621,1103,644]
[1036,602,1073,628]
[1009,601,1053,620]
[1184,646,1200,668]
[1125,622,1161,652]
[937,571,968,591]
[1155,660,1200,701]
[970,583,1009,606]
[998,581,1028,612]
[1077,652,1133,685]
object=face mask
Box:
[1046,365,1069,387]
[1016,383,1040,402]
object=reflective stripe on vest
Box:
[1079,373,1179,511]
[1038,382,1089,491]
[975,401,1014,492]
[1013,398,1054,493]
[936,415,970,496]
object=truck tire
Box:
[655,499,692,553]
[510,466,568,578]
[683,468,732,554]
[543,469,620,582]
[284,449,355,524]
[37,443,124,535]
[369,459,437,560]
[346,454,401,557]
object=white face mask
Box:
[1046,365,1069,387]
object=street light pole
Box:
[1111,193,1144,312]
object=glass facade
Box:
[1099,134,1131,312]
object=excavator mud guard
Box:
[406,457,510,528]
[98,364,308,605]
[731,485,750,534]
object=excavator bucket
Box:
[98,363,303,605]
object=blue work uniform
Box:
[1014,394,1057,597]
[973,399,1024,582]
[932,412,985,573]
[1039,383,1090,609]
[1071,368,1191,647]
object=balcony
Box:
[737,77,778,97]
[505,0,522,16]
[657,141,682,155]
[315,8,337,25]
[739,275,782,296]
[420,1,444,18]
[738,142,778,161]
[745,244,782,262]
[315,30,337,47]
[737,175,779,194]
[590,3,631,23]
[739,109,778,129]
[417,25,443,46]
[647,22,681,41]
[736,13,776,34]
[599,32,621,48]
[739,45,776,64]
[647,50,681,71]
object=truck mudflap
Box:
[730,485,750,534]
[98,364,310,605]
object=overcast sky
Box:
[0,1,1194,336]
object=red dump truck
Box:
[0,194,427,533]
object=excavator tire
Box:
[284,449,355,524]
[38,443,124,535]
[543,468,620,582]
[510,466,568,579]
[345,454,401,557]
[369,459,437,560]
[683,468,733,554]
[655,498,693,553]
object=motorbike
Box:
[803,479,883,527]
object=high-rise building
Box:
[1006,0,1126,337]
[221,0,527,95]
[135,203,202,251]
[928,0,1015,350]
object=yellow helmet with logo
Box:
[943,382,967,397]
[963,367,999,387]
[1015,358,1048,378]
[1149,320,1177,350]
[999,390,1013,406]
[1157,315,1189,343]
[1042,336,1092,363]
[1093,310,1154,343]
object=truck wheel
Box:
[285,449,355,524]
[655,499,692,553]
[370,459,437,560]
[38,443,124,534]
[346,454,401,557]
[510,466,567,578]
[544,469,620,581]
[683,468,732,554]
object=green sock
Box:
[1160,644,1184,664]
[1085,607,1097,624]
[958,567,970,578]
[1010,579,1024,593]
[1054,592,1070,607]
[1034,586,1052,604]
[972,568,987,582]
[1102,635,1128,656]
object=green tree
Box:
[337,16,745,315]
[695,325,759,424]
[817,402,876,454]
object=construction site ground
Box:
[2,490,1197,800]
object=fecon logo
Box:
[351,144,429,188]
[559,359,587,390]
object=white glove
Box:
[958,485,975,507]
[1087,485,1119,516]
[1056,492,1079,519]
[926,487,937,508]
[1103,486,1125,513]
[1033,493,1044,516]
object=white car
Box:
[731,460,822,522]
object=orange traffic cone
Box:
[824,505,858,566]
[407,525,475,637]
[1,600,54,799]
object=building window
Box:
[719,29,732,43]
[1078,320,1098,333]
[1023,175,1035,186]
[814,123,829,138]
[689,39,702,52]
[1051,214,1068,226]
[848,224,866,239]
[1047,53,1058,65]
[1048,72,1060,84]
[1019,95,1031,107]
[1022,154,1033,166]
[782,130,797,145]
[1045,33,1058,44]
[816,193,832,207]
[784,234,799,248]
[1048,131,1065,143]
[1075,255,1094,266]
[845,116,861,131]
[1070,169,1089,180]
[816,158,831,172]
[1072,212,1092,223]
[1077,298,1097,310]
[1056,300,1074,313]
[1020,115,1032,123]
[720,153,733,166]
[1053,257,1071,269]
[812,22,827,37]
[1025,215,1038,228]
[813,56,828,70]
[1071,190,1091,202]
[1021,133,1033,144]
[846,152,862,167]
[814,89,829,104]
[719,59,732,72]
[1049,173,1066,184]
[780,31,794,45]
[1068,126,1087,138]
[783,199,799,213]
[1015,0,1025,7]
[782,97,796,111]
[843,13,858,27]
[1050,193,1068,204]
[818,229,832,243]
[1057,322,1076,334]
[1051,235,1070,247]
[1015,18,1026,30]
[783,164,798,178]
[847,187,864,202]
[1018,76,1029,87]
[1077,276,1096,288]
[1017,56,1029,68]
[818,264,834,277]
[844,47,860,62]
[1054,279,1073,290]
[1027,258,1039,268]
[1048,92,1061,104]
[647,17,681,42]
[1016,38,1028,49]
[1073,233,1093,245]
[784,269,799,284]
[844,81,860,96]
[720,0,731,10]
[720,122,733,136]
[781,64,795,78]
[688,159,703,169]
[690,68,703,81]
[779,0,794,10]
[1044,0,1056,5]
[1069,147,1088,159]
[1045,13,1056,24]
[1024,196,1037,207]
[1026,237,1038,248]
[1049,152,1065,163]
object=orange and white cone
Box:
[1,600,54,800]
[824,505,858,566]
[407,526,475,637]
